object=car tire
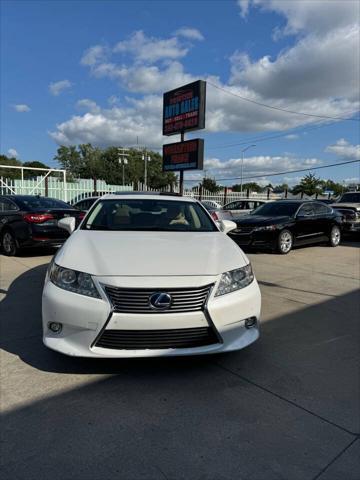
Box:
[1,229,18,256]
[329,225,341,247]
[276,229,293,254]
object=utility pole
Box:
[142,150,151,191]
[118,148,129,186]
[240,144,256,194]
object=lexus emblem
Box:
[149,292,172,310]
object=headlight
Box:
[49,263,100,298]
[215,264,254,297]
[253,225,277,232]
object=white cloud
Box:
[7,148,19,158]
[13,104,30,112]
[76,98,100,113]
[184,155,322,184]
[230,26,359,102]
[113,30,188,63]
[93,60,193,94]
[50,95,166,148]
[343,177,360,185]
[174,27,204,41]
[49,79,72,96]
[326,139,360,160]
[203,154,322,178]
[285,134,299,140]
[238,0,250,18]
[80,45,108,66]
[239,0,359,36]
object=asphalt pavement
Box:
[0,242,359,480]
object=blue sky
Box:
[1,0,359,186]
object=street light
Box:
[240,144,256,194]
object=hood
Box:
[332,203,360,211]
[55,230,248,276]
[233,215,291,226]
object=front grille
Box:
[95,327,218,350]
[103,284,213,314]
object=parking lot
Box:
[1,242,359,480]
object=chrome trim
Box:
[203,285,223,344]
[297,232,323,239]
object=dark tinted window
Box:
[75,198,97,210]
[82,199,217,232]
[298,204,314,216]
[224,202,238,210]
[0,199,18,211]
[339,193,360,203]
[251,202,299,216]
[15,196,72,210]
[313,203,331,215]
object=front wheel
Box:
[276,229,293,254]
[1,230,18,256]
[329,225,341,247]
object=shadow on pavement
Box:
[1,263,359,479]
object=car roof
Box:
[101,193,197,202]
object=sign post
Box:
[162,80,206,194]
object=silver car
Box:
[221,199,268,219]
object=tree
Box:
[273,183,289,193]
[54,144,177,188]
[292,173,322,196]
[0,155,22,179]
[201,177,220,192]
[320,179,344,197]
[22,161,50,179]
[232,182,262,193]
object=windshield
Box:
[16,196,73,210]
[338,193,360,203]
[82,199,217,232]
[251,202,299,217]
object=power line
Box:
[184,159,360,182]
[205,117,350,151]
[207,81,360,122]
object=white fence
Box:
[0,177,133,204]
[0,175,282,205]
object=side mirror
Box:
[219,219,237,234]
[58,217,76,235]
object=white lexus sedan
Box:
[42,194,261,358]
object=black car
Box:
[228,200,343,254]
[0,195,85,256]
[72,196,99,211]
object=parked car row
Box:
[1,193,358,257]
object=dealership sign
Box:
[163,139,204,172]
[163,80,206,136]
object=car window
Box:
[298,204,314,217]
[82,199,217,232]
[0,199,18,212]
[16,196,72,210]
[251,202,299,216]
[339,193,360,203]
[313,203,330,215]
[224,202,237,210]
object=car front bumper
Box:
[42,274,261,358]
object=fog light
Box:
[245,317,257,329]
[48,322,62,333]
